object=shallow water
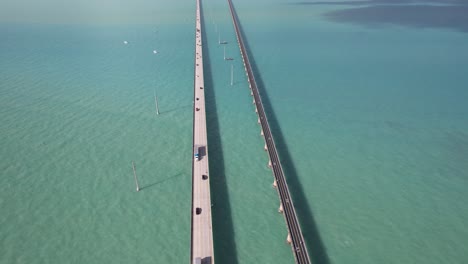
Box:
[1,0,468,263]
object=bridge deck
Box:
[226,0,312,263]
[191,0,214,263]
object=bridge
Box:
[190,0,214,263]
[226,0,312,263]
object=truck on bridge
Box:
[194,145,201,161]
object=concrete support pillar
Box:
[258,118,261,124]
[268,160,272,168]
[273,179,277,188]
[251,90,253,96]
[264,144,267,151]
[287,233,292,244]
[260,129,264,136]
[253,99,256,105]
[255,107,258,113]
[279,202,283,213]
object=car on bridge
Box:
[194,145,200,161]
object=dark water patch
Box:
[291,0,468,6]
[200,3,239,264]
[292,0,387,6]
[232,7,331,264]
[324,4,468,33]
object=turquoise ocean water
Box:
[1,0,468,263]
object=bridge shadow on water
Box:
[234,13,332,264]
[200,4,239,264]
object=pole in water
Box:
[224,46,226,60]
[231,64,234,86]
[132,161,140,192]
[154,90,160,116]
